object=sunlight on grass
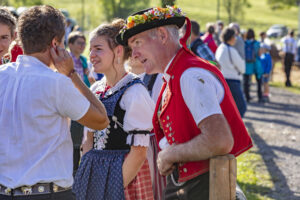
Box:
[237,148,275,200]
[270,82,300,94]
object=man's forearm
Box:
[70,72,107,115]
[162,133,215,164]
[160,114,234,165]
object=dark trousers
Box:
[0,190,75,200]
[226,79,247,117]
[70,121,84,176]
[164,172,209,200]
[243,74,262,102]
[164,171,246,200]
[284,53,294,86]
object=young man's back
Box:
[0,55,89,188]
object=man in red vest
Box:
[117,6,252,200]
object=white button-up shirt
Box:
[0,55,90,188]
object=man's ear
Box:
[157,27,169,44]
[51,37,58,48]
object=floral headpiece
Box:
[125,5,184,30]
[116,5,186,46]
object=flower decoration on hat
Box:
[116,5,186,46]
[121,5,184,35]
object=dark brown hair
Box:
[18,5,65,54]
[67,31,86,45]
[221,27,235,43]
[0,7,17,36]
[246,28,255,40]
[90,18,131,60]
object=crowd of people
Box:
[0,4,296,200]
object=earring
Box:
[117,57,121,65]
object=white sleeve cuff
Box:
[126,134,150,147]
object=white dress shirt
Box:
[281,36,297,55]
[163,57,224,126]
[0,55,90,188]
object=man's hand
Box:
[50,46,74,76]
[157,146,176,176]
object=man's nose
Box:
[131,49,140,59]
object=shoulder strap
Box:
[227,44,242,75]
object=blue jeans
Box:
[226,79,247,118]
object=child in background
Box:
[260,43,272,101]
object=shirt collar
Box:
[16,55,52,71]
[163,55,175,82]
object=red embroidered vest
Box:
[152,18,253,182]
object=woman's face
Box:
[89,36,114,74]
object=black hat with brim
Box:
[116,8,186,46]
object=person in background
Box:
[0,5,108,200]
[244,28,263,103]
[229,22,245,60]
[281,30,297,87]
[201,22,218,54]
[188,20,216,62]
[73,19,154,200]
[0,7,17,64]
[260,43,272,101]
[214,20,224,46]
[216,27,247,117]
[259,31,267,43]
[64,18,74,47]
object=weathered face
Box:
[69,37,86,56]
[0,23,13,59]
[89,36,114,74]
[128,29,165,74]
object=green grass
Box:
[237,148,275,200]
[270,81,300,94]
[43,0,298,35]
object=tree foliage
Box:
[223,0,251,23]
[267,0,299,9]
[99,0,150,22]
[5,0,43,7]
[161,0,176,7]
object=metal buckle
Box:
[21,186,32,195]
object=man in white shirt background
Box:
[281,30,297,87]
[0,5,108,200]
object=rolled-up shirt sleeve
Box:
[180,68,225,126]
[56,76,90,121]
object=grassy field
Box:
[44,0,298,34]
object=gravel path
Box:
[243,86,300,200]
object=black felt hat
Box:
[116,6,186,46]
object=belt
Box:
[0,183,71,196]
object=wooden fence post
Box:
[209,154,236,200]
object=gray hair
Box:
[148,25,180,44]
